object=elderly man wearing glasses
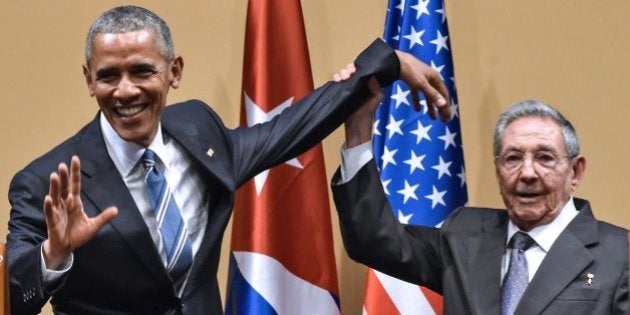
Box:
[332,99,629,315]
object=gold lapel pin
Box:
[206,148,215,157]
[586,273,594,285]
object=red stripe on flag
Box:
[363,269,399,315]
[420,286,444,314]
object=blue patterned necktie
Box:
[501,231,535,315]
[142,149,193,291]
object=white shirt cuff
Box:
[339,140,374,184]
[40,246,73,284]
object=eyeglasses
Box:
[495,151,574,171]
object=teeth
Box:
[116,105,144,117]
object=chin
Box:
[118,131,147,145]
[511,204,545,218]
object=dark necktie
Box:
[501,231,535,315]
[142,149,193,292]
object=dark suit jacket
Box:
[332,160,629,315]
[6,39,399,315]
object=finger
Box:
[346,63,356,75]
[427,75,451,122]
[426,91,437,120]
[70,156,82,197]
[340,68,350,80]
[43,195,55,225]
[333,63,357,83]
[411,88,421,112]
[58,162,69,200]
[49,172,60,207]
[417,80,445,120]
[91,206,119,230]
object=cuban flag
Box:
[364,0,468,314]
[225,0,340,314]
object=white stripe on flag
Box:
[233,251,339,315]
[374,270,436,315]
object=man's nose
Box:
[113,76,141,100]
[518,157,538,181]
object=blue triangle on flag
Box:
[225,254,278,315]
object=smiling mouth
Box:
[114,104,148,117]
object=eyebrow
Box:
[94,63,159,78]
[502,144,559,153]
[130,63,159,71]
[94,67,118,78]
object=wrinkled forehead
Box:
[501,117,565,153]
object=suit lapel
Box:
[465,212,508,315]
[516,200,597,314]
[162,117,233,191]
[77,117,169,284]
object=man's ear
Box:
[83,64,95,97]
[169,56,184,89]
[570,155,586,192]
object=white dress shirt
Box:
[339,140,580,285]
[339,140,374,184]
[43,113,209,282]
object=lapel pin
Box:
[586,273,594,285]
[206,148,215,158]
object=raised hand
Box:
[42,156,118,269]
[395,50,450,121]
[333,49,452,148]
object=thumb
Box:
[91,206,119,230]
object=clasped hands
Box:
[334,50,452,148]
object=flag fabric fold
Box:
[366,0,468,314]
[226,1,339,314]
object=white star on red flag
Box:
[243,92,303,194]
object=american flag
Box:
[365,0,468,313]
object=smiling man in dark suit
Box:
[5,5,452,315]
[332,97,629,314]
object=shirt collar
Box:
[100,113,168,177]
[506,196,579,252]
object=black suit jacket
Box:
[6,39,399,314]
[333,160,629,315]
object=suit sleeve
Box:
[6,168,58,314]
[228,39,400,186]
[331,159,445,293]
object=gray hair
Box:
[84,5,174,65]
[493,99,580,158]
